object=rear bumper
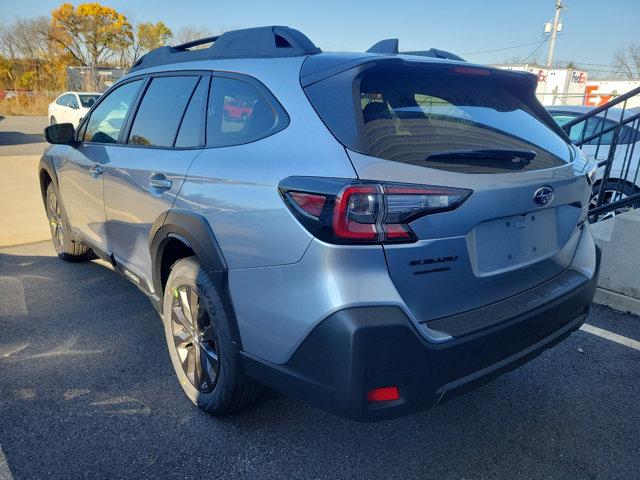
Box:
[242,244,600,422]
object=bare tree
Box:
[503,52,543,66]
[0,16,76,91]
[613,42,640,79]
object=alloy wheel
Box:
[47,191,65,254]
[589,189,629,220]
[170,285,219,393]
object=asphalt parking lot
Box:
[0,244,638,480]
[1,116,639,479]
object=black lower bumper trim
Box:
[424,269,589,337]
[241,265,598,422]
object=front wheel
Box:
[45,183,92,261]
[163,257,264,415]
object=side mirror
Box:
[44,123,79,146]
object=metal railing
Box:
[561,85,640,222]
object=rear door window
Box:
[68,95,79,109]
[56,94,70,106]
[175,77,209,148]
[128,76,199,147]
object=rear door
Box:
[102,73,208,292]
[306,61,590,322]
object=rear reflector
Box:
[367,386,400,402]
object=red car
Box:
[223,98,254,120]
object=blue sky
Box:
[1,0,638,72]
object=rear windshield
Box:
[307,63,572,174]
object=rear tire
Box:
[50,116,57,125]
[163,257,264,416]
[45,183,92,261]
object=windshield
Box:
[79,94,100,108]
[357,65,570,173]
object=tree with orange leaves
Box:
[49,2,133,67]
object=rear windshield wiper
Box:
[425,148,536,162]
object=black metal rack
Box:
[131,26,466,73]
[130,26,321,72]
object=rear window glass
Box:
[175,77,208,148]
[357,66,570,173]
[129,76,199,147]
[206,77,282,147]
[79,94,100,108]
[306,63,572,174]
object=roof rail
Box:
[365,38,465,62]
[130,26,321,72]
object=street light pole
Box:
[546,0,564,68]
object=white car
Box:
[48,92,101,128]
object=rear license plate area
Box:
[469,208,558,275]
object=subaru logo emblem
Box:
[533,186,554,207]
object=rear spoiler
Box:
[365,38,466,62]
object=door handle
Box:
[89,164,103,176]
[149,173,172,190]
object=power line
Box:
[461,40,546,56]
[523,35,551,63]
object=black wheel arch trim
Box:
[149,210,243,348]
[38,155,60,205]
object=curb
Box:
[594,287,640,316]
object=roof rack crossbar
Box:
[174,35,221,51]
[129,26,321,72]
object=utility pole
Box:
[546,0,564,68]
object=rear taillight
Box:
[280,177,471,245]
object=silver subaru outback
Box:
[40,26,600,421]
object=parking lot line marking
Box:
[580,324,640,351]
[0,444,15,480]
